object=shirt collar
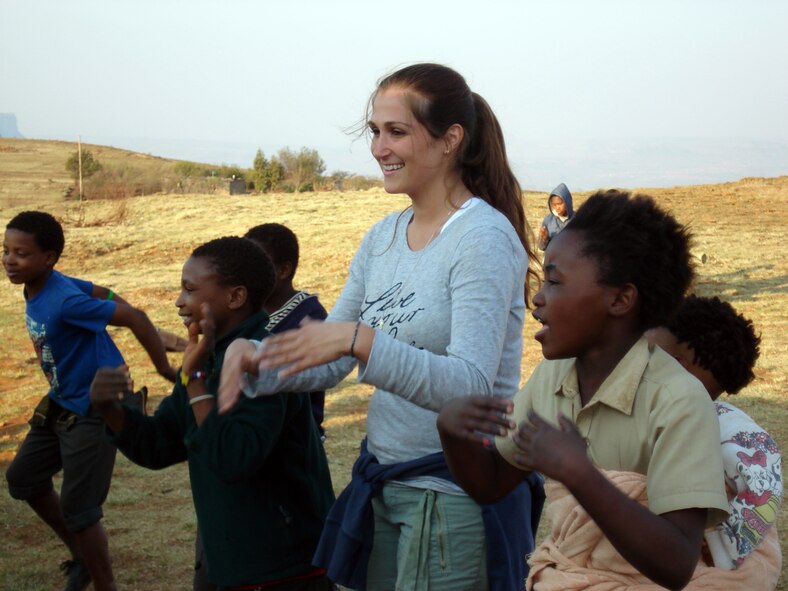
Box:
[202,310,270,385]
[215,309,270,350]
[555,336,651,415]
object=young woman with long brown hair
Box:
[219,63,543,591]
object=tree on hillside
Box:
[251,149,286,193]
[174,161,208,177]
[221,165,246,181]
[322,170,381,191]
[65,150,102,188]
[277,147,326,193]
[268,155,285,192]
[323,170,350,191]
[252,149,271,193]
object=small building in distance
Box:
[228,176,246,195]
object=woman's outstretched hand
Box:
[218,320,367,414]
[256,319,358,378]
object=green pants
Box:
[366,483,488,591]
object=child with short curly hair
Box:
[244,223,328,438]
[90,237,335,590]
[647,295,781,583]
[648,294,760,398]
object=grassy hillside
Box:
[0,138,181,207]
[0,141,785,589]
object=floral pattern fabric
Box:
[705,401,782,569]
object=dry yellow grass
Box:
[0,141,785,589]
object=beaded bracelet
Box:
[180,370,208,387]
[349,321,362,358]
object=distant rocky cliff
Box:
[0,114,24,138]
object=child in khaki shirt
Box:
[438,190,728,590]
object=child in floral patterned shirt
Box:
[647,295,782,580]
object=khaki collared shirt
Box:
[496,337,729,526]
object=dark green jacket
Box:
[109,311,334,587]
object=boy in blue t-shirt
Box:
[3,211,176,591]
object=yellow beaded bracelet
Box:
[180,370,208,387]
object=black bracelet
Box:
[349,321,362,358]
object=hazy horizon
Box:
[7,128,783,192]
[2,0,786,191]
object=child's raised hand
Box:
[217,338,260,415]
[182,303,216,377]
[437,396,515,445]
[157,327,189,352]
[90,365,133,407]
[511,410,589,482]
[90,365,132,432]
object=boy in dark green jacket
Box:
[90,237,335,590]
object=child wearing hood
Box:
[538,183,573,250]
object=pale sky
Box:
[2,0,787,189]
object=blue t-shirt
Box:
[25,270,124,416]
[68,275,94,296]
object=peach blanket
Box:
[527,471,781,590]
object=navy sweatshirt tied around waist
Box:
[313,438,545,591]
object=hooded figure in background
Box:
[538,183,574,250]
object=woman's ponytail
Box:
[461,93,540,304]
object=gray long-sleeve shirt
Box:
[244,199,527,489]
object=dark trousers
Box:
[218,578,335,591]
[195,528,335,591]
[193,528,218,591]
[6,396,116,532]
